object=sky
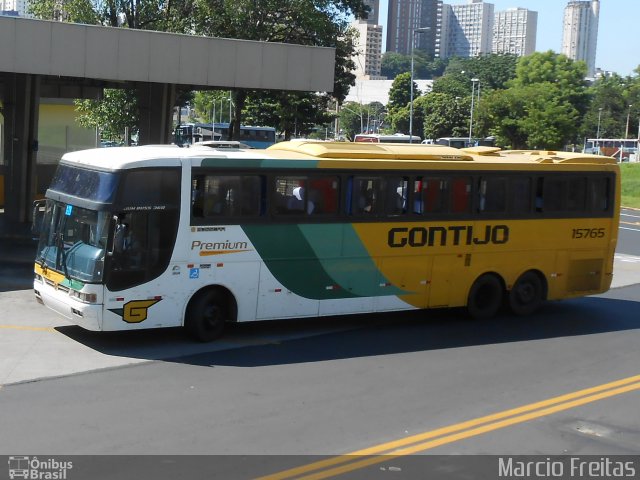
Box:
[378,0,639,77]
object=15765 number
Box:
[572,228,605,239]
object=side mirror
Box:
[31,199,46,238]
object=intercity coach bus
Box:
[32,142,620,341]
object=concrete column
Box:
[136,83,176,145]
[2,73,40,223]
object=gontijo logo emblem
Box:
[191,240,251,256]
[108,299,161,323]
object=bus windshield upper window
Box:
[49,165,119,203]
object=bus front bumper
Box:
[33,279,102,331]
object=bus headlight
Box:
[69,290,98,304]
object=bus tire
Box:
[509,271,545,316]
[467,274,504,320]
[185,289,228,342]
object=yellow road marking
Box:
[258,375,640,480]
[0,325,56,332]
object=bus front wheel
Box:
[509,271,545,316]
[467,274,504,320]
[185,289,228,342]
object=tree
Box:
[191,0,367,140]
[444,54,517,91]
[30,0,367,143]
[475,83,580,150]
[388,72,419,114]
[472,51,589,149]
[381,51,447,80]
[75,89,138,142]
[419,93,471,141]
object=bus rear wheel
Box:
[509,271,545,316]
[186,289,228,342]
[467,274,504,320]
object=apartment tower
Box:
[440,0,494,59]
[352,0,384,79]
[493,8,537,56]
[562,0,600,77]
[386,0,443,57]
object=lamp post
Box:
[596,107,603,154]
[468,78,480,145]
[409,27,430,144]
[621,104,633,162]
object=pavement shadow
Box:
[56,293,640,368]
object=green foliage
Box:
[245,91,334,140]
[28,0,99,23]
[444,54,517,91]
[419,93,471,141]
[475,83,580,150]
[381,51,447,80]
[388,72,419,113]
[581,74,640,141]
[620,163,640,208]
[75,89,138,142]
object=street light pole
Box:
[596,107,603,154]
[622,104,632,162]
[468,78,479,145]
[409,27,430,144]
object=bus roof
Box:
[60,141,619,172]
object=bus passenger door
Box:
[256,260,320,320]
[375,256,431,311]
[429,255,467,308]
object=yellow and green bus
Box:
[32,141,620,341]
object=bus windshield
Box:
[36,200,111,283]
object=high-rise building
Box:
[440,0,494,59]
[351,20,385,79]
[493,7,537,57]
[352,0,384,79]
[562,0,599,77]
[1,0,30,16]
[359,0,380,25]
[386,0,443,57]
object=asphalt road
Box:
[0,212,639,479]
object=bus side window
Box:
[450,177,471,214]
[308,177,339,215]
[566,178,587,212]
[352,177,381,215]
[418,177,448,215]
[544,177,566,212]
[478,177,506,213]
[510,177,532,214]
[589,177,610,212]
[385,177,409,216]
[535,177,544,212]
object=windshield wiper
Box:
[55,232,70,281]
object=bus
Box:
[174,123,276,149]
[424,137,496,148]
[354,133,421,143]
[32,142,620,341]
[584,138,638,161]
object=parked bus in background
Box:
[583,138,638,161]
[33,142,619,341]
[354,133,421,143]
[425,137,496,148]
[174,123,276,149]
